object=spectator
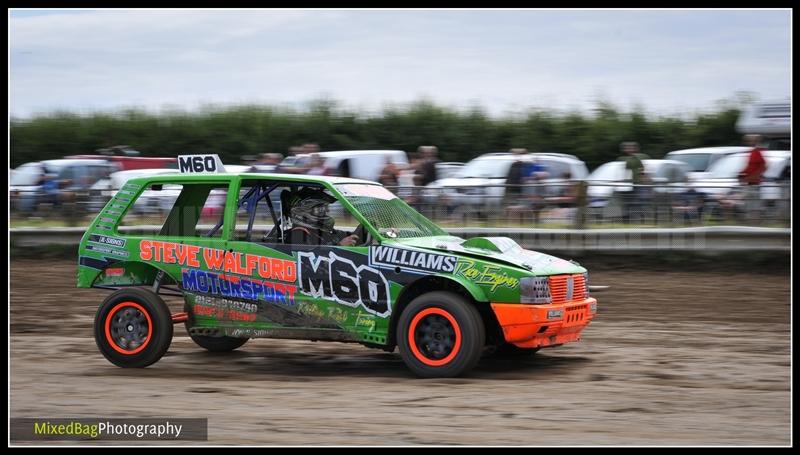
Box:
[525,158,549,225]
[738,134,767,220]
[417,145,440,186]
[504,148,529,202]
[253,153,283,173]
[619,141,649,183]
[302,143,321,155]
[505,148,535,223]
[549,171,578,207]
[618,141,650,222]
[546,171,580,224]
[739,134,767,184]
[257,153,283,166]
[671,188,705,224]
[41,173,60,208]
[305,153,328,176]
[378,156,400,189]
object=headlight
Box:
[520,276,551,304]
[583,272,590,299]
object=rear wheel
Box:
[397,291,485,378]
[188,334,248,352]
[94,288,173,368]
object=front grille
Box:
[548,274,587,304]
[564,304,588,324]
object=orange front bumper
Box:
[490,298,597,349]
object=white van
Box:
[736,100,791,150]
[281,150,409,182]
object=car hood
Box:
[391,235,586,276]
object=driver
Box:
[288,192,360,246]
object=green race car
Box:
[78,155,597,377]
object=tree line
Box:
[10,100,743,170]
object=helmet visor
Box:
[310,203,329,217]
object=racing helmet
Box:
[290,196,335,232]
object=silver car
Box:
[425,152,589,210]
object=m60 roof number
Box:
[178,154,227,173]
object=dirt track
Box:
[10,259,791,445]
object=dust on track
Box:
[10,260,791,445]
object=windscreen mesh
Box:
[347,196,447,239]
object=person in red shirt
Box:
[739,134,767,185]
[738,134,767,220]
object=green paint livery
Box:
[79,170,597,377]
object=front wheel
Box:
[397,291,485,378]
[94,288,173,368]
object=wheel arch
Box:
[89,259,179,288]
[388,275,500,348]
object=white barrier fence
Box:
[11,226,790,252]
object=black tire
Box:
[184,303,248,353]
[397,291,485,378]
[491,343,541,358]
[188,334,249,352]
[94,288,173,368]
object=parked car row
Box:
[11,146,791,225]
[10,159,120,214]
[424,152,589,206]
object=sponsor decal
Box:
[229,329,273,338]
[327,306,349,325]
[355,311,377,331]
[139,240,295,283]
[192,295,258,322]
[370,246,457,274]
[86,244,129,258]
[88,234,127,248]
[297,251,391,317]
[298,302,326,320]
[105,268,125,277]
[455,259,519,291]
[182,268,296,306]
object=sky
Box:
[8,9,792,118]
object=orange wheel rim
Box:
[104,302,153,355]
[407,307,462,366]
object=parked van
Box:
[736,100,791,150]
[278,150,409,182]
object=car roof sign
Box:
[178,154,227,173]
